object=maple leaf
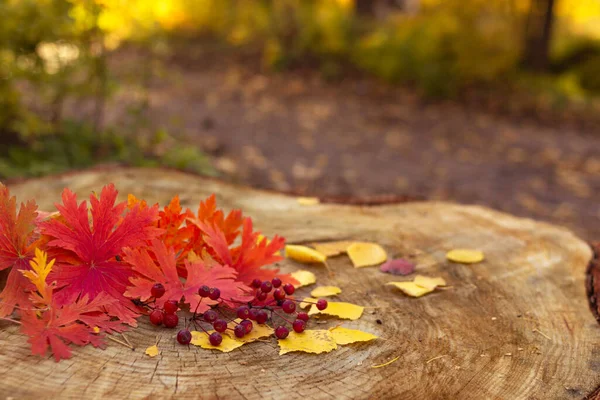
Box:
[123,239,252,313]
[0,184,39,317]
[39,184,162,325]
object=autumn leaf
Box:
[278,330,337,355]
[285,245,327,264]
[311,241,355,257]
[387,275,447,297]
[446,249,485,264]
[308,301,364,320]
[145,344,160,357]
[380,258,416,276]
[329,326,378,345]
[190,331,245,352]
[224,319,274,343]
[291,270,316,288]
[347,242,387,268]
[20,248,54,306]
[296,197,320,206]
[0,184,39,317]
[413,275,446,290]
[310,286,342,297]
[39,184,162,325]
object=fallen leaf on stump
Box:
[300,297,318,309]
[446,249,485,264]
[285,245,327,264]
[310,286,342,297]
[278,330,337,355]
[387,275,447,297]
[329,326,378,345]
[224,319,274,343]
[145,345,160,357]
[191,331,245,352]
[311,241,356,257]
[347,242,387,268]
[291,270,317,288]
[308,301,364,320]
[380,258,416,276]
[413,275,446,290]
[297,197,320,206]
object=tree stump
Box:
[2,167,599,399]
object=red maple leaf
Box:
[20,293,126,362]
[39,184,162,325]
[0,185,39,317]
[124,239,252,313]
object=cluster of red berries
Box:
[144,277,328,347]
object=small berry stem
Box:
[0,317,21,325]
[271,309,294,325]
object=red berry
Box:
[208,287,221,300]
[260,281,273,293]
[275,326,289,339]
[297,312,309,322]
[283,283,295,295]
[316,299,328,310]
[248,308,259,321]
[241,319,253,334]
[213,319,227,333]
[149,310,164,326]
[251,278,262,288]
[203,309,218,323]
[271,277,282,288]
[177,329,192,345]
[273,288,286,301]
[164,313,179,328]
[164,300,178,314]
[198,285,210,297]
[151,283,166,299]
[292,319,306,333]
[237,306,250,320]
[209,332,223,346]
[256,291,267,301]
[256,310,268,324]
[282,300,296,314]
[234,324,246,338]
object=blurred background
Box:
[1,0,600,239]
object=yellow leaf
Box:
[413,275,446,290]
[20,248,55,305]
[190,331,244,352]
[308,301,364,320]
[278,330,338,355]
[387,282,434,297]
[446,249,485,264]
[145,345,160,357]
[347,242,387,268]
[310,286,342,297]
[299,297,318,309]
[297,197,320,206]
[291,270,317,288]
[311,240,356,257]
[224,319,274,343]
[329,327,378,345]
[285,245,327,264]
[92,326,100,334]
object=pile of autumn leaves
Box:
[0,184,288,361]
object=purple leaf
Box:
[380,258,416,276]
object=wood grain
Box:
[2,167,599,399]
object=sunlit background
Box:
[1,0,600,239]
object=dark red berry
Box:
[234,324,246,338]
[203,309,218,323]
[198,285,210,297]
[164,313,179,328]
[248,308,259,321]
[256,291,267,301]
[208,287,221,300]
[209,332,223,346]
[251,278,262,288]
[282,300,296,314]
[177,329,192,345]
[275,326,289,339]
[260,281,273,293]
[297,312,309,322]
[256,310,268,324]
[236,306,250,320]
[151,283,166,299]
[149,310,164,326]
[283,283,295,295]
[213,319,227,333]
[316,299,328,310]
[292,319,306,333]
[164,300,178,314]
[271,277,282,288]
[273,288,286,301]
[241,319,253,334]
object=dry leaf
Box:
[191,331,244,352]
[347,242,387,268]
[380,258,416,276]
[387,282,433,297]
[308,301,364,320]
[329,327,378,345]
[285,245,327,264]
[145,345,160,357]
[278,330,337,355]
[413,275,446,290]
[311,241,356,257]
[446,249,485,264]
[310,286,342,297]
[299,297,318,309]
[297,197,320,206]
[224,319,274,343]
[291,270,317,288]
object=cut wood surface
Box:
[2,167,599,399]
